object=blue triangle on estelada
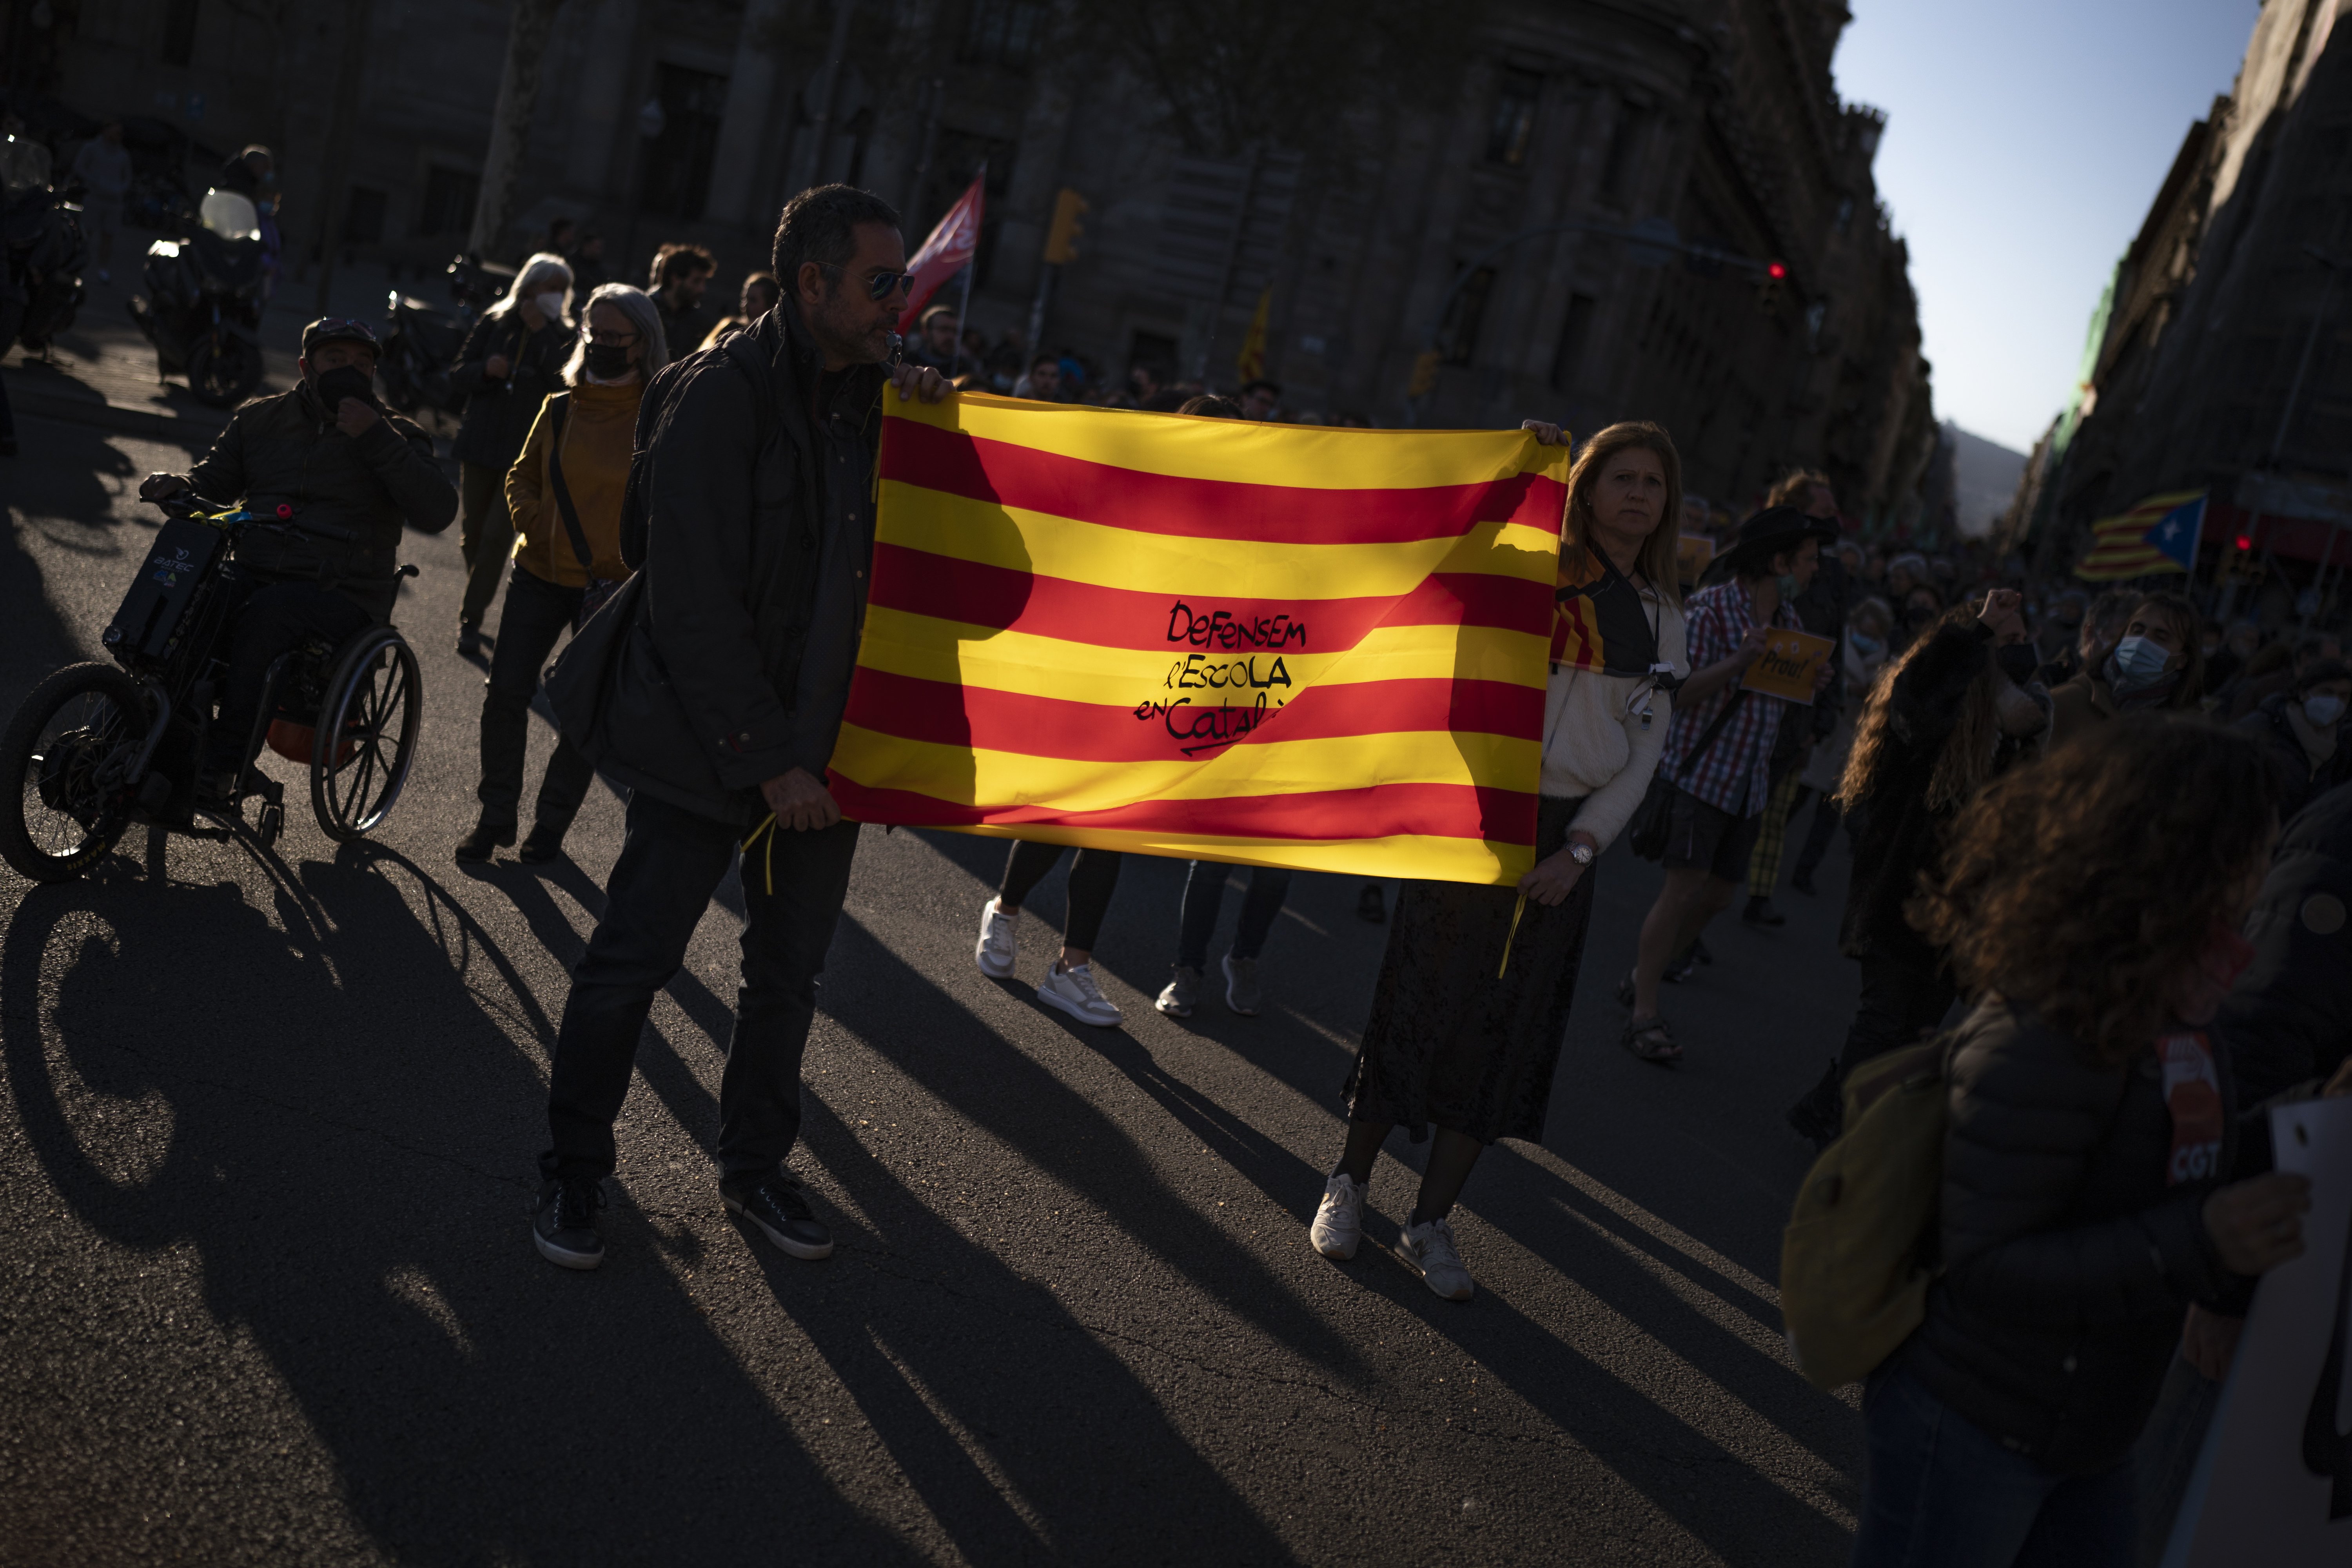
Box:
[2146,495,2207,570]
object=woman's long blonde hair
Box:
[1560,421,1684,608]
[1837,605,2000,813]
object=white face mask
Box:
[2305,693,2346,728]
[531,289,566,321]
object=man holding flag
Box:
[528,186,951,1274]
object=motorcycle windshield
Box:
[193,228,265,290]
[199,189,261,241]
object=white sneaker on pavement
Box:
[1310,1173,1366,1260]
[1396,1216,1475,1301]
[975,897,1019,978]
[1037,961,1122,1027]
[1157,965,1201,1017]
[1221,951,1261,1015]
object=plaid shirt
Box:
[1656,579,1804,817]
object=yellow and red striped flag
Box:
[826,394,1569,885]
[2074,489,2206,581]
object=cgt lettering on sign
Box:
[1165,599,1308,651]
[1164,653,1294,692]
[1132,692,1288,758]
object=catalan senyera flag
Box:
[826,394,1569,885]
[2075,489,2207,581]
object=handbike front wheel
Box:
[311,628,421,842]
[0,663,149,882]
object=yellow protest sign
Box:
[1740,628,1835,704]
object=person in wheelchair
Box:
[138,318,457,800]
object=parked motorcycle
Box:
[1,131,88,356]
[128,188,267,407]
[379,252,512,417]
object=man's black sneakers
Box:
[721,1172,834,1260]
[532,1178,606,1269]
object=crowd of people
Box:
[121,176,2352,1568]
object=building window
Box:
[1550,292,1597,391]
[961,0,1045,69]
[1486,68,1543,167]
[1439,267,1497,365]
[1600,102,1648,205]
[637,64,730,222]
[162,0,201,67]
[416,166,479,237]
[343,186,387,244]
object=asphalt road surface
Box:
[1,408,1871,1566]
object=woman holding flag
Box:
[1308,421,1690,1301]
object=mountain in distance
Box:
[1945,420,2029,539]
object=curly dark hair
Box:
[1909,716,2278,1063]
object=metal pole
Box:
[949,159,984,381]
[310,0,374,316]
[2270,249,2343,462]
[1197,147,1262,385]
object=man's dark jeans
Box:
[541,791,860,1187]
[478,564,593,833]
[1840,953,1958,1079]
[1176,861,1292,970]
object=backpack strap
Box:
[541,393,597,577]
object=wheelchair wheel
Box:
[0,663,149,882]
[310,627,421,843]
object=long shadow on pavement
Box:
[0,846,910,1564]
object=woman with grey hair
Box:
[456,283,663,864]
[451,250,576,657]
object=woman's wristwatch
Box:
[1566,833,1598,866]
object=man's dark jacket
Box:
[1838,620,1991,967]
[182,381,456,618]
[1902,1000,2243,1475]
[2219,781,2352,1106]
[448,310,574,470]
[575,304,885,827]
[2234,692,2352,824]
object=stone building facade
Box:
[38,0,1931,516]
[2034,0,2352,583]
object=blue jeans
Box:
[1175,862,1292,970]
[1853,1365,2134,1568]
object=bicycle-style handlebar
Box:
[149,492,359,544]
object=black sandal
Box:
[1621,1016,1684,1067]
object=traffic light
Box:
[1044,187,1088,265]
[1757,260,1787,314]
[1409,349,1441,399]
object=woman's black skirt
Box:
[1344,795,1597,1145]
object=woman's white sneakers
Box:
[974,898,1019,978]
[1310,1178,1475,1301]
[1396,1216,1475,1301]
[1037,961,1123,1027]
[1310,1174,1366,1259]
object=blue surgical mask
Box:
[1849,632,1882,658]
[2107,634,2172,690]
[2304,693,2346,728]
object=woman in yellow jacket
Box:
[456,283,669,864]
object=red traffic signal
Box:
[2236,534,2252,550]
[1767,261,1788,280]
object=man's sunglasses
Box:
[820,263,916,302]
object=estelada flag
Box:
[897,171,985,332]
[2075,489,2206,581]
[827,395,1570,884]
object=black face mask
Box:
[312,365,376,412]
[583,342,634,380]
[1994,644,2040,685]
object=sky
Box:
[1832,0,2263,454]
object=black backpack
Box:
[616,330,778,570]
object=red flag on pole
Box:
[898,172,986,331]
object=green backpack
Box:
[1779,1036,1953,1392]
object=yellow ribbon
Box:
[1497,889,1529,979]
[740,812,779,897]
